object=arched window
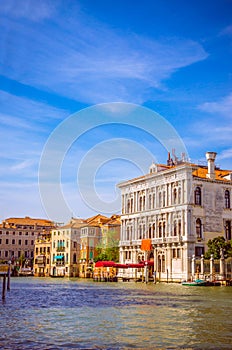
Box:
[153,193,156,208]
[163,222,166,237]
[126,227,130,241]
[196,218,202,239]
[163,192,166,207]
[139,196,143,211]
[173,221,177,236]
[225,190,230,209]
[158,222,162,238]
[159,192,162,207]
[143,196,145,211]
[225,221,231,240]
[178,221,181,235]
[173,188,177,204]
[149,194,152,209]
[152,223,155,237]
[195,187,201,206]
[178,188,181,204]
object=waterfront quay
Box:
[0,277,231,350]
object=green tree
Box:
[205,236,232,259]
[18,253,26,267]
[94,230,119,262]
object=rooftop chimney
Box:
[206,152,217,180]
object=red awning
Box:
[94,261,154,268]
[95,261,116,267]
[126,263,144,268]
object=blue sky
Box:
[0,0,232,223]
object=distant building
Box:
[0,216,54,266]
[50,218,86,277]
[101,214,121,249]
[117,152,232,282]
[79,214,109,278]
[79,214,121,278]
[34,231,52,277]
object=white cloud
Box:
[198,93,232,117]
[217,148,232,160]
[0,0,56,22]
[219,24,232,36]
[10,159,35,172]
[0,8,208,104]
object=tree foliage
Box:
[94,230,119,262]
[205,236,232,259]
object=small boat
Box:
[18,267,34,277]
[182,279,206,286]
[49,274,65,278]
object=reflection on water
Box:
[0,278,231,349]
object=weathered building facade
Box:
[0,217,54,266]
[34,231,51,277]
[118,152,232,282]
[79,214,121,278]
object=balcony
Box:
[56,246,65,252]
[37,263,45,268]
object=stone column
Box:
[153,247,157,272]
[210,254,214,282]
[201,254,204,278]
[220,248,225,280]
[167,244,172,281]
[191,254,196,281]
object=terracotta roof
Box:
[104,215,121,225]
[2,216,54,228]
[118,160,232,186]
[54,218,87,230]
[192,167,231,181]
[86,214,109,225]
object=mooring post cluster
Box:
[1,261,11,300]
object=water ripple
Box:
[0,278,231,349]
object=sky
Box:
[0,0,232,223]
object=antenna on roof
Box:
[167,151,174,166]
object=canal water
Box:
[0,278,231,349]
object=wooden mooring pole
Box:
[7,263,11,291]
[2,275,6,300]
[1,264,10,300]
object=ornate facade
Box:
[118,152,232,282]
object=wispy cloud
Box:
[217,148,232,160]
[10,159,35,172]
[198,93,232,117]
[0,5,208,104]
[0,0,56,22]
[0,91,68,133]
[219,24,232,36]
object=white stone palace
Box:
[117,152,232,282]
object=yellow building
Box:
[50,218,86,277]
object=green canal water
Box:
[0,278,231,349]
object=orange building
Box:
[79,214,121,278]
